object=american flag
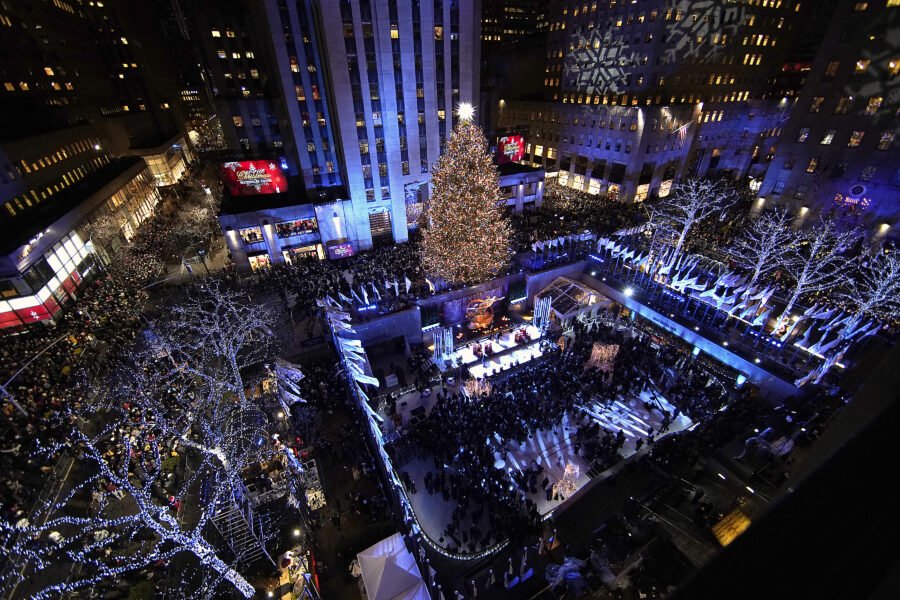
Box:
[676,122,691,148]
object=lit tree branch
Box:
[727,208,797,290]
[776,217,859,330]
[649,178,737,261]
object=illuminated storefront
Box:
[131,135,194,188]
[282,243,325,263]
[0,231,96,329]
[217,161,351,272]
[247,252,271,272]
[1,160,161,329]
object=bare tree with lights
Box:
[82,213,124,261]
[421,107,512,284]
[650,178,738,262]
[727,208,797,291]
[155,280,276,408]
[0,401,259,600]
[838,249,900,331]
[775,217,859,331]
[0,282,288,599]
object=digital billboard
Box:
[497,135,526,164]
[222,161,288,196]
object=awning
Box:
[357,533,429,600]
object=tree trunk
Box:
[775,288,802,332]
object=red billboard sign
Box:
[222,161,289,196]
[497,135,526,164]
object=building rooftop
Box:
[0,157,143,256]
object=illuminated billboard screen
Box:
[497,135,526,164]
[222,161,288,196]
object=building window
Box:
[238,226,264,245]
[211,30,221,38]
[809,97,824,113]
[878,131,895,150]
[824,61,840,78]
[275,218,318,238]
[390,25,399,39]
[796,128,809,143]
[835,96,853,114]
[806,157,819,173]
[848,131,865,147]
[864,96,883,115]
[860,166,876,181]
[820,130,835,145]
[888,58,900,78]
[794,184,809,199]
[772,180,786,194]
[217,50,226,59]
[232,116,244,127]
[855,59,870,74]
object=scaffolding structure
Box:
[210,480,275,566]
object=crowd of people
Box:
[0,269,150,525]
[389,311,734,555]
[248,242,425,321]
[509,181,646,254]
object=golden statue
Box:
[465,296,503,330]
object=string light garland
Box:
[421,118,512,285]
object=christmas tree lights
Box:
[421,118,512,284]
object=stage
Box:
[435,323,546,379]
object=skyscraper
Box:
[317,0,481,247]
[0,0,191,329]
[196,0,481,259]
[758,0,900,232]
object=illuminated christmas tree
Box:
[421,105,511,284]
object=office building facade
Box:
[758,0,900,234]
[0,0,190,330]
[495,0,805,202]
[194,1,481,253]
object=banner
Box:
[221,160,288,196]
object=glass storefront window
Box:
[275,217,318,238]
[282,244,324,263]
[239,226,264,245]
[248,253,270,271]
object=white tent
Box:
[356,533,429,600]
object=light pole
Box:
[1,334,70,417]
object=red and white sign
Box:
[222,161,288,196]
[497,135,526,164]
